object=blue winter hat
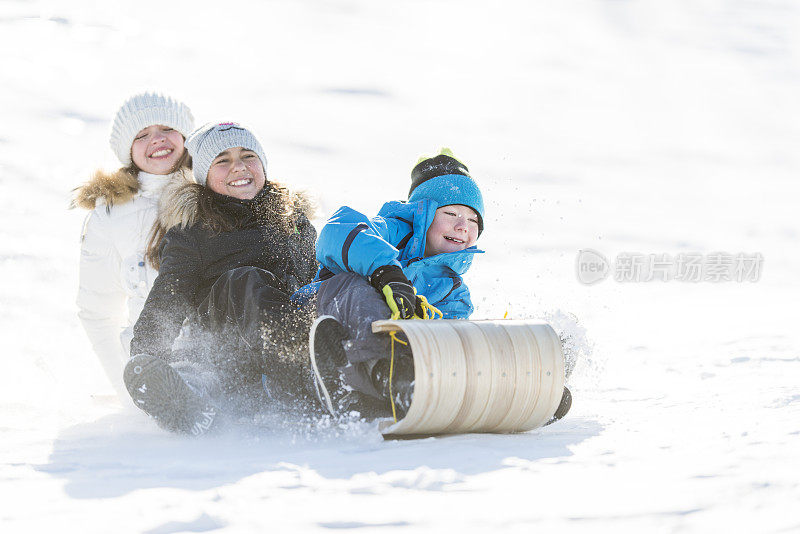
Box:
[408,149,484,234]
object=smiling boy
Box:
[302,149,485,417]
[424,204,480,256]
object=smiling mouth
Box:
[149,148,173,159]
[228,178,253,187]
[443,236,465,244]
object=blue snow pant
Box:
[316,272,410,399]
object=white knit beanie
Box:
[109,92,195,166]
[185,122,268,186]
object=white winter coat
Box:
[74,168,191,399]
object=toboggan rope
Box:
[387,295,443,422]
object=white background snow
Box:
[1,0,799,532]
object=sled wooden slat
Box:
[520,324,564,430]
[466,322,517,433]
[373,319,565,438]
[444,321,494,433]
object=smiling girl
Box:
[123,122,318,434]
[73,92,194,401]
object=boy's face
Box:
[424,204,480,257]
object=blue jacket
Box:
[308,199,483,319]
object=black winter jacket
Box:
[131,183,317,360]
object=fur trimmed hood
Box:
[157,179,204,231]
[71,168,194,211]
[157,180,316,233]
[71,168,140,210]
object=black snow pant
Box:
[316,272,411,399]
[187,266,314,405]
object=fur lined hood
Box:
[71,168,140,211]
[71,168,193,211]
[157,180,316,233]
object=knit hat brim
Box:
[408,173,484,234]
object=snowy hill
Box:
[1,0,798,532]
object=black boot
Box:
[334,390,393,420]
[124,353,219,436]
[308,315,350,415]
[370,354,415,417]
[545,386,572,426]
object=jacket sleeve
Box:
[294,213,319,286]
[432,278,474,320]
[76,211,129,399]
[316,206,411,278]
[130,227,201,360]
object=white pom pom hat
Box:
[109,92,195,166]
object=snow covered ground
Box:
[2,0,799,532]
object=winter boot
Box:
[335,390,393,420]
[308,315,350,415]
[124,353,219,436]
[545,386,572,426]
[370,354,415,417]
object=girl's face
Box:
[424,204,480,257]
[130,125,186,175]
[206,146,266,200]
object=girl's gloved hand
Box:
[370,265,421,319]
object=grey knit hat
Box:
[185,122,268,186]
[109,92,195,166]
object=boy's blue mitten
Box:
[370,265,421,320]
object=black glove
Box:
[370,265,421,319]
